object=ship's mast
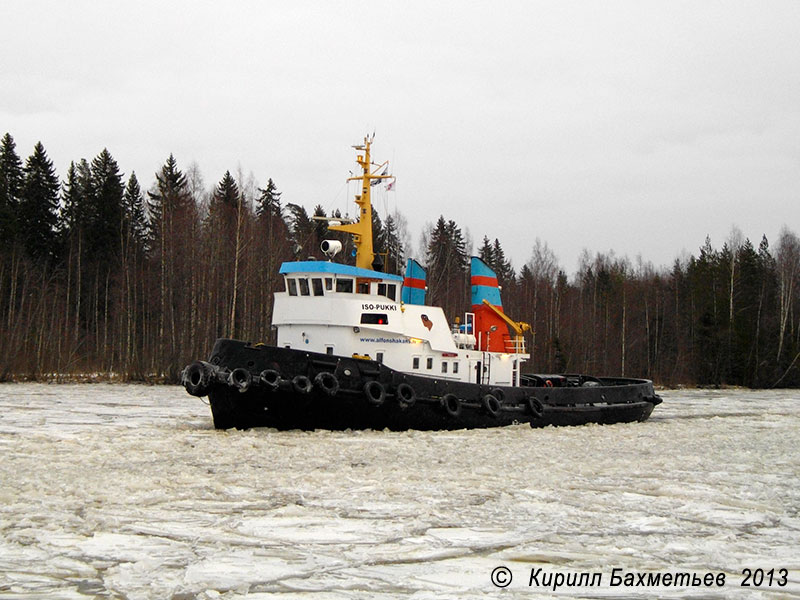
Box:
[327,135,392,270]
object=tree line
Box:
[425,219,800,388]
[1,132,798,387]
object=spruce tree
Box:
[425,215,469,317]
[87,149,124,264]
[61,160,93,235]
[478,236,494,266]
[122,172,148,251]
[492,238,515,285]
[61,162,81,234]
[688,236,725,384]
[254,177,289,250]
[147,154,190,251]
[19,142,60,261]
[377,213,404,274]
[255,178,282,220]
[0,133,24,242]
[208,171,240,220]
[478,236,514,287]
[286,203,314,257]
[251,177,291,343]
[732,238,760,385]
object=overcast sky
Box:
[3,1,798,274]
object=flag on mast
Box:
[370,166,389,186]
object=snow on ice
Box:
[0,384,798,598]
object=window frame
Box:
[335,278,354,293]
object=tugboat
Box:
[181,136,661,430]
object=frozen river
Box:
[1,384,798,599]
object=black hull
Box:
[184,339,661,431]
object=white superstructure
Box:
[273,261,529,387]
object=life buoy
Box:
[396,382,416,408]
[183,361,213,397]
[314,372,339,396]
[545,379,554,388]
[364,380,386,406]
[442,393,461,417]
[229,368,252,393]
[292,375,313,394]
[526,396,544,418]
[260,369,281,390]
[482,393,500,417]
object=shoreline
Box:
[0,376,789,391]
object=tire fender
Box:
[442,393,461,417]
[490,387,505,402]
[482,393,500,417]
[314,372,340,397]
[364,380,386,406]
[526,396,544,418]
[396,382,416,408]
[182,361,213,397]
[229,368,252,393]
[260,369,281,391]
[292,375,313,394]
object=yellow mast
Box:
[327,135,392,270]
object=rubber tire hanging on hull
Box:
[364,380,386,406]
[229,368,252,393]
[183,361,213,397]
[314,372,340,396]
[443,394,461,417]
[260,369,281,390]
[526,396,544,418]
[396,383,416,408]
[482,394,501,417]
[292,375,313,394]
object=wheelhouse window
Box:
[312,278,324,296]
[325,277,333,291]
[287,278,298,296]
[336,278,353,293]
[377,283,398,301]
[412,357,420,369]
[361,313,388,325]
[453,362,459,374]
[298,278,310,296]
[356,279,370,294]
[426,357,433,370]
[441,362,448,373]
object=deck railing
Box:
[504,335,526,354]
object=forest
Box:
[1,132,798,387]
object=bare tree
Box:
[775,227,799,361]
